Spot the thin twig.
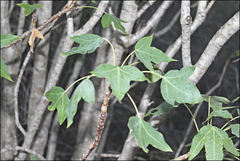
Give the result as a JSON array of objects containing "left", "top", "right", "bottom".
[
  {"left": 13, "top": 51, "right": 32, "bottom": 136},
  {"left": 137, "top": 1, "right": 156, "bottom": 19},
  {"left": 155, "top": 1, "right": 198, "bottom": 37},
  {"left": 1, "top": 146, "right": 46, "bottom": 160},
  {"left": 205, "top": 0, "right": 216, "bottom": 15},
  {"left": 2, "top": 2, "right": 75, "bottom": 49},
  {"left": 81, "top": 89, "right": 111, "bottom": 161},
  {"left": 172, "top": 152, "right": 189, "bottom": 161},
  {"left": 95, "top": 153, "right": 120, "bottom": 158}
]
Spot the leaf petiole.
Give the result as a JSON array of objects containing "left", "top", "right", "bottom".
[
  {"left": 184, "top": 104, "right": 199, "bottom": 132},
  {"left": 128, "top": 61, "right": 140, "bottom": 66},
  {"left": 221, "top": 116, "right": 240, "bottom": 130},
  {"left": 121, "top": 50, "right": 135, "bottom": 66},
  {"left": 65, "top": 74, "right": 94, "bottom": 93},
  {"left": 142, "top": 70, "right": 164, "bottom": 79},
  {"left": 103, "top": 38, "right": 116, "bottom": 66},
  {"left": 127, "top": 93, "right": 141, "bottom": 118}
]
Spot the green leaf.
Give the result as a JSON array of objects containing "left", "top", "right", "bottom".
[
  {"left": 66, "top": 79, "right": 95, "bottom": 128},
  {"left": 62, "top": 34, "right": 104, "bottom": 56},
  {"left": 146, "top": 68, "right": 163, "bottom": 83},
  {"left": 30, "top": 155, "right": 38, "bottom": 160},
  {"left": 145, "top": 102, "right": 173, "bottom": 117},
  {"left": 0, "top": 58, "right": 13, "bottom": 81},
  {"left": 188, "top": 128, "right": 205, "bottom": 160},
  {"left": 160, "top": 66, "right": 203, "bottom": 105},
  {"left": 230, "top": 124, "right": 239, "bottom": 138},
  {"left": 17, "top": 3, "right": 43, "bottom": 16},
  {"left": 101, "top": 13, "right": 127, "bottom": 33},
  {"left": 128, "top": 116, "right": 172, "bottom": 153},
  {"left": 92, "top": 64, "right": 146, "bottom": 101},
  {"left": 135, "top": 35, "right": 176, "bottom": 71},
  {"left": 205, "top": 110, "right": 232, "bottom": 122},
  {"left": 203, "top": 96, "right": 230, "bottom": 111},
  {"left": 0, "top": 34, "right": 21, "bottom": 48},
  {"left": 45, "top": 86, "right": 70, "bottom": 125},
  {"left": 217, "top": 127, "right": 239, "bottom": 156},
  {"left": 189, "top": 125, "right": 239, "bottom": 160}
]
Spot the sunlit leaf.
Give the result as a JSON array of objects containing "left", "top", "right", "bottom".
[
  {"left": 128, "top": 116, "right": 172, "bottom": 153},
  {"left": 66, "top": 79, "right": 95, "bottom": 128},
  {"left": 101, "top": 13, "right": 127, "bottom": 33},
  {"left": 160, "top": 66, "right": 203, "bottom": 105},
  {"left": 0, "top": 34, "right": 21, "bottom": 48},
  {"left": 17, "top": 3, "right": 42, "bottom": 16},
  {"left": 45, "top": 86, "right": 70, "bottom": 125},
  {"left": 135, "top": 35, "right": 176, "bottom": 71},
  {"left": 0, "top": 58, "right": 13, "bottom": 82},
  {"left": 63, "top": 34, "right": 104, "bottom": 56},
  {"left": 230, "top": 124, "right": 239, "bottom": 138},
  {"left": 92, "top": 64, "right": 146, "bottom": 101}
]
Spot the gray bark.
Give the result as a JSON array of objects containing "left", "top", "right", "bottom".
[
  {"left": 28, "top": 1, "right": 52, "bottom": 155},
  {"left": 1, "top": 1, "right": 19, "bottom": 160}
]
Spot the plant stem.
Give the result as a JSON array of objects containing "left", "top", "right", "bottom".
[
  {"left": 129, "top": 61, "right": 140, "bottom": 66},
  {"left": 208, "top": 96, "right": 211, "bottom": 125},
  {"left": 222, "top": 106, "right": 237, "bottom": 110},
  {"left": 103, "top": 38, "right": 116, "bottom": 66},
  {"left": 77, "top": 6, "right": 108, "bottom": 14},
  {"left": 64, "top": 75, "right": 93, "bottom": 93},
  {"left": 121, "top": 50, "right": 135, "bottom": 66},
  {"left": 142, "top": 70, "right": 164, "bottom": 79},
  {"left": 184, "top": 104, "right": 199, "bottom": 132},
  {"left": 221, "top": 116, "right": 240, "bottom": 130},
  {"left": 127, "top": 93, "right": 141, "bottom": 118}
]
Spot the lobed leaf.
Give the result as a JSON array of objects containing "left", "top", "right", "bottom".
[
  {"left": 45, "top": 86, "right": 70, "bottom": 125},
  {"left": 160, "top": 66, "right": 203, "bottom": 105},
  {"left": 63, "top": 34, "right": 104, "bottom": 56},
  {"left": 0, "top": 34, "right": 21, "bottom": 48},
  {"left": 205, "top": 110, "right": 232, "bottom": 122},
  {"left": 101, "top": 13, "right": 127, "bottom": 33},
  {"left": 189, "top": 125, "right": 239, "bottom": 160},
  {"left": 145, "top": 102, "right": 173, "bottom": 117},
  {"left": 135, "top": 35, "right": 176, "bottom": 71},
  {"left": 128, "top": 116, "right": 172, "bottom": 153},
  {"left": 92, "top": 64, "right": 146, "bottom": 101},
  {"left": 17, "top": 3, "right": 42, "bottom": 16},
  {"left": 202, "top": 95, "right": 230, "bottom": 111},
  {"left": 0, "top": 58, "right": 13, "bottom": 82},
  {"left": 230, "top": 124, "right": 239, "bottom": 138},
  {"left": 66, "top": 79, "right": 95, "bottom": 127}
]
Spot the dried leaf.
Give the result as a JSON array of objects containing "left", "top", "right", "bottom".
[{"left": 28, "top": 28, "right": 44, "bottom": 52}]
